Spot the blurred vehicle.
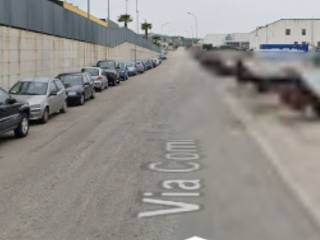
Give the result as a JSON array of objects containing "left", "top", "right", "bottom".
[
  {"left": 96, "top": 60, "right": 120, "bottom": 86},
  {"left": 200, "top": 50, "right": 244, "bottom": 76},
  {"left": 135, "top": 61, "right": 145, "bottom": 74},
  {"left": 143, "top": 60, "right": 153, "bottom": 70},
  {"left": 0, "top": 88, "right": 30, "bottom": 138},
  {"left": 237, "top": 50, "right": 306, "bottom": 92},
  {"left": 82, "top": 67, "right": 108, "bottom": 91},
  {"left": 10, "top": 78, "right": 67, "bottom": 123},
  {"left": 118, "top": 62, "right": 129, "bottom": 81},
  {"left": 127, "top": 62, "right": 138, "bottom": 76},
  {"left": 280, "top": 67, "right": 320, "bottom": 117},
  {"left": 56, "top": 72, "right": 95, "bottom": 106},
  {"left": 159, "top": 53, "right": 167, "bottom": 60},
  {"left": 152, "top": 58, "right": 161, "bottom": 67}
]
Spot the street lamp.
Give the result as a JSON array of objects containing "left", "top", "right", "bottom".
[
  {"left": 108, "top": 0, "right": 111, "bottom": 21},
  {"left": 134, "top": 0, "right": 139, "bottom": 62},
  {"left": 161, "top": 22, "right": 170, "bottom": 36},
  {"left": 187, "top": 12, "right": 198, "bottom": 40},
  {"left": 87, "top": 0, "right": 91, "bottom": 19}
]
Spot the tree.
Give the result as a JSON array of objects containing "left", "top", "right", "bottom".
[
  {"left": 118, "top": 14, "right": 133, "bottom": 28},
  {"left": 152, "top": 36, "right": 161, "bottom": 47},
  {"left": 141, "top": 21, "right": 152, "bottom": 39}
]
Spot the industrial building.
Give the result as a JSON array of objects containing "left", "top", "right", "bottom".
[
  {"left": 204, "top": 33, "right": 250, "bottom": 50},
  {"left": 204, "top": 18, "right": 320, "bottom": 51}
]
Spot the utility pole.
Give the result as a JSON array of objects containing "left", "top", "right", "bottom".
[
  {"left": 161, "top": 22, "right": 170, "bottom": 36},
  {"left": 187, "top": 12, "right": 198, "bottom": 41},
  {"left": 134, "top": 0, "right": 139, "bottom": 62},
  {"left": 87, "top": 0, "right": 91, "bottom": 19},
  {"left": 126, "top": 0, "right": 129, "bottom": 15},
  {"left": 108, "top": 0, "right": 111, "bottom": 22}
]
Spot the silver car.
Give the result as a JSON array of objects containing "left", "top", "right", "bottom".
[
  {"left": 9, "top": 78, "right": 67, "bottom": 123},
  {"left": 82, "top": 67, "right": 109, "bottom": 91}
]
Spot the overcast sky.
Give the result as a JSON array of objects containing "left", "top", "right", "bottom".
[{"left": 66, "top": 0, "right": 320, "bottom": 38}]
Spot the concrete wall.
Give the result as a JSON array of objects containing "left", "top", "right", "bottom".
[{"left": 0, "top": 26, "right": 158, "bottom": 89}]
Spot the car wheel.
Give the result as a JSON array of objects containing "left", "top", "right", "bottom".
[
  {"left": 60, "top": 101, "right": 68, "bottom": 113},
  {"left": 14, "top": 113, "right": 29, "bottom": 138},
  {"left": 41, "top": 108, "right": 49, "bottom": 124},
  {"left": 79, "top": 95, "right": 85, "bottom": 105},
  {"left": 255, "top": 81, "right": 268, "bottom": 93},
  {"left": 91, "top": 90, "right": 95, "bottom": 99}
]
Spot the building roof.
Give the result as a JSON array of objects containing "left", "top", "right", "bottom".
[{"left": 254, "top": 18, "right": 320, "bottom": 32}]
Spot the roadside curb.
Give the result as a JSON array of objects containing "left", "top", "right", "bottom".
[{"left": 220, "top": 83, "right": 320, "bottom": 228}]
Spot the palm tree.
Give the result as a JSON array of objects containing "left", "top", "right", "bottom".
[
  {"left": 118, "top": 14, "right": 133, "bottom": 28},
  {"left": 141, "top": 21, "right": 152, "bottom": 39}
]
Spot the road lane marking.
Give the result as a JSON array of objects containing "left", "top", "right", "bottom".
[
  {"left": 138, "top": 140, "right": 203, "bottom": 218},
  {"left": 138, "top": 198, "right": 201, "bottom": 218},
  {"left": 185, "top": 236, "right": 207, "bottom": 240}
]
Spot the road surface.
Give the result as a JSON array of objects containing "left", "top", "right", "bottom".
[{"left": 0, "top": 49, "right": 319, "bottom": 240}]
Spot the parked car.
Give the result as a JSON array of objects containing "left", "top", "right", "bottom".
[
  {"left": 0, "top": 88, "right": 30, "bottom": 138},
  {"left": 200, "top": 50, "right": 244, "bottom": 76},
  {"left": 97, "top": 60, "right": 120, "bottom": 86},
  {"left": 143, "top": 60, "right": 153, "bottom": 70},
  {"left": 159, "top": 53, "right": 167, "bottom": 60},
  {"left": 279, "top": 67, "right": 320, "bottom": 116},
  {"left": 237, "top": 50, "right": 305, "bottom": 92},
  {"left": 127, "top": 62, "right": 138, "bottom": 76},
  {"left": 152, "top": 58, "right": 161, "bottom": 67},
  {"left": 9, "top": 78, "right": 67, "bottom": 123},
  {"left": 118, "top": 62, "right": 129, "bottom": 81},
  {"left": 82, "top": 67, "right": 108, "bottom": 91},
  {"left": 135, "top": 61, "right": 145, "bottom": 74},
  {"left": 56, "top": 72, "right": 95, "bottom": 106}
]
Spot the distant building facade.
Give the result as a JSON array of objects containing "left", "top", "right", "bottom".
[
  {"left": 204, "top": 33, "right": 251, "bottom": 50},
  {"left": 250, "top": 19, "right": 320, "bottom": 50},
  {"left": 204, "top": 19, "right": 320, "bottom": 51}
]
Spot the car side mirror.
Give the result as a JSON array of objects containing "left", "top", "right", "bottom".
[{"left": 6, "top": 97, "right": 17, "bottom": 104}]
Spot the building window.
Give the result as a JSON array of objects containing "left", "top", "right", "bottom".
[
  {"left": 285, "top": 29, "right": 291, "bottom": 36},
  {"left": 302, "top": 29, "right": 307, "bottom": 36}
]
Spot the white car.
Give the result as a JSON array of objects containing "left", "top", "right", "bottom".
[
  {"left": 82, "top": 67, "right": 109, "bottom": 91},
  {"left": 9, "top": 78, "right": 67, "bottom": 123}
]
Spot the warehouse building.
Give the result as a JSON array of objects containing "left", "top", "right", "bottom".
[
  {"left": 204, "top": 18, "right": 320, "bottom": 51},
  {"left": 250, "top": 18, "right": 320, "bottom": 50}
]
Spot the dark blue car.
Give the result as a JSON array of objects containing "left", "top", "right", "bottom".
[{"left": 118, "top": 63, "right": 129, "bottom": 81}]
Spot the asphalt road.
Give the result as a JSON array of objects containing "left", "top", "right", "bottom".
[{"left": 0, "top": 49, "right": 320, "bottom": 240}]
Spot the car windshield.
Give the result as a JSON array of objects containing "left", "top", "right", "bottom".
[
  {"left": 59, "top": 75, "right": 83, "bottom": 87},
  {"left": 83, "top": 68, "right": 99, "bottom": 76},
  {"left": 10, "top": 81, "right": 48, "bottom": 95},
  {"left": 119, "top": 64, "right": 126, "bottom": 70},
  {"left": 98, "top": 61, "right": 114, "bottom": 69}
]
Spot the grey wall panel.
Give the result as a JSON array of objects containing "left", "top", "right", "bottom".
[
  {"left": 0, "top": 0, "right": 11, "bottom": 26},
  {"left": 43, "top": 0, "right": 55, "bottom": 35},
  {"left": 28, "top": 0, "right": 43, "bottom": 32},
  {"left": 9, "top": 0, "right": 27, "bottom": 29},
  {"left": 0, "top": 0, "right": 160, "bottom": 53}
]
